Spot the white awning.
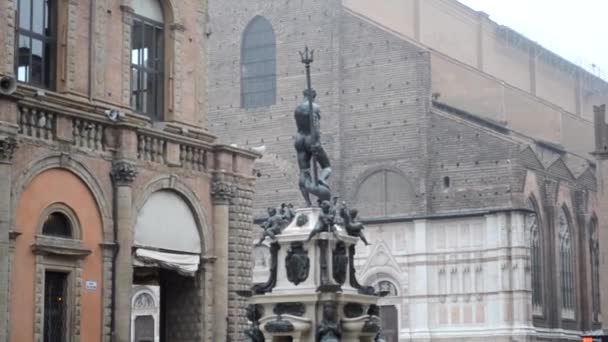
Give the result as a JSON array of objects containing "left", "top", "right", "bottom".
[
  {"left": 134, "top": 248, "right": 199, "bottom": 277},
  {"left": 134, "top": 190, "right": 202, "bottom": 254}
]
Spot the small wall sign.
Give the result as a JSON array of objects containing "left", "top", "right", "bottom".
[{"left": 85, "top": 280, "right": 98, "bottom": 291}]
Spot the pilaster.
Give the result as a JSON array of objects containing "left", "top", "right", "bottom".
[
  {"left": 0, "top": 135, "right": 17, "bottom": 342},
  {"left": 210, "top": 173, "right": 235, "bottom": 341},
  {"left": 409, "top": 219, "right": 431, "bottom": 340},
  {"left": 110, "top": 160, "right": 137, "bottom": 342},
  {"left": 0, "top": 135, "right": 16, "bottom": 342}
]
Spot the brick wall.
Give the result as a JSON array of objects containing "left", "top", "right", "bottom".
[{"left": 207, "top": 0, "right": 431, "bottom": 218}]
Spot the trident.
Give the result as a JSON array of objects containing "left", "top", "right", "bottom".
[{"left": 299, "top": 46, "right": 318, "bottom": 187}]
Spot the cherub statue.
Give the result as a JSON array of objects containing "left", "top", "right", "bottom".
[
  {"left": 317, "top": 302, "right": 341, "bottom": 342},
  {"left": 279, "top": 203, "right": 296, "bottom": 224},
  {"left": 256, "top": 207, "right": 285, "bottom": 245},
  {"left": 340, "top": 202, "right": 370, "bottom": 246},
  {"left": 306, "top": 200, "right": 336, "bottom": 241}
]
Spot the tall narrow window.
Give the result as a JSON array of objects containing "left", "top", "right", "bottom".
[
  {"left": 131, "top": 1, "right": 164, "bottom": 120},
  {"left": 44, "top": 271, "right": 68, "bottom": 342},
  {"left": 15, "top": 0, "right": 56, "bottom": 88},
  {"left": 558, "top": 208, "right": 575, "bottom": 318},
  {"left": 526, "top": 199, "right": 543, "bottom": 315},
  {"left": 241, "top": 16, "right": 276, "bottom": 109},
  {"left": 590, "top": 219, "right": 601, "bottom": 322}
]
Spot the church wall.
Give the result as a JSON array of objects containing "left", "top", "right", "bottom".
[
  {"left": 209, "top": 0, "right": 603, "bottom": 339},
  {"left": 342, "top": 0, "right": 601, "bottom": 157},
  {"left": 207, "top": 0, "right": 430, "bottom": 217},
  {"left": 338, "top": 8, "right": 430, "bottom": 217},
  {"left": 419, "top": 0, "right": 478, "bottom": 67},
  {"left": 354, "top": 212, "right": 534, "bottom": 341},
  {"left": 207, "top": 0, "right": 344, "bottom": 213}
]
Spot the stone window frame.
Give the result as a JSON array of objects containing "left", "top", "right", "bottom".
[
  {"left": 526, "top": 196, "right": 545, "bottom": 318},
  {"left": 122, "top": 0, "right": 179, "bottom": 122},
  {"left": 589, "top": 217, "right": 601, "bottom": 324},
  {"left": 14, "top": 0, "right": 57, "bottom": 88},
  {"left": 31, "top": 202, "right": 91, "bottom": 342},
  {"left": 557, "top": 205, "right": 576, "bottom": 321},
  {"left": 13, "top": 0, "right": 69, "bottom": 91},
  {"left": 130, "top": 10, "right": 165, "bottom": 120}
]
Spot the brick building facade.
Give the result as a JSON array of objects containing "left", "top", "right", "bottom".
[
  {"left": 0, "top": 0, "right": 258, "bottom": 341},
  {"left": 207, "top": 0, "right": 604, "bottom": 340}
]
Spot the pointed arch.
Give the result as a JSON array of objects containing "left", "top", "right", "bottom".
[
  {"left": 241, "top": 16, "right": 277, "bottom": 109},
  {"left": 589, "top": 215, "right": 601, "bottom": 322},
  {"left": 526, "top": 195, "right": 544, "bottom": 316},
  {"left": 558, "top": 205, "right": 576, "bottom": 318}
]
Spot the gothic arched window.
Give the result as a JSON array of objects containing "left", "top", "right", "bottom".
[
  {"left": 558, "top": 207, "right": 575, "bottom": 317},
  {"left": 590, "top": 219, "right": 601, "bottom": 322},
  {"left": 241, "top": 16, "right": 276, "bottom": 109},
  {"left": 526, "top": 198, "right": 543, "bottom": 315}
]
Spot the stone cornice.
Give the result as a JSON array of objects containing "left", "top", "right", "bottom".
[
  {"left": 111, "top": 160, "right": 138, "bottom": 186},
  {"left": 31, "top": 236, "right": 92, "bottom": 259}
]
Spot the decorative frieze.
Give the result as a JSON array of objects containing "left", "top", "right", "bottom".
[
  {"left": 211, "top": 178, "right": 236, "bottom": 204},
  {"left": 0, "top": 135, "right": 17, "bottom": 163},
  {"left": 110, "top": 160, "right": 138, "bottom": 186}
]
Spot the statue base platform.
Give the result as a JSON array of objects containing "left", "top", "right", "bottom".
[{"left": 246, "top": 208, "right": 382, "bottom": 342}]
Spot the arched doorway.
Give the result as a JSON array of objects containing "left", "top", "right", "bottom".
[
  {"left": 375, "top": 280, "right": 400, "bottom": 342},
  {"left": 132, "top": 190, "right": 204, "bottom": 341},
  {"left": 131, "top": 287, "right": 160, "bottom": 342}
]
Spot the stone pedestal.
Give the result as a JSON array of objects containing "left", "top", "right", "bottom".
[{"left": 246, "top": 208, "right": 382, "bottom": 342}]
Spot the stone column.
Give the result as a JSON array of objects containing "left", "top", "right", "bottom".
[
  {"left": 110, "top": 161, "right": 138, "bottom": 342},
  {"left": 210, "top": 175, "right": 235, "bottom": 342},
  {"left": 0, "top": 136, "right": 16, "bottom": 342}
]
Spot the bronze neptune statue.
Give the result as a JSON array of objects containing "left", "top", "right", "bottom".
[{"left": 295, "top": 47, "right": 332, "bottom": 206}]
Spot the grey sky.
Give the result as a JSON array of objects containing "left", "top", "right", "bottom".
[{"left": 458, "top": 0, "right": 608, "bottom": 78}]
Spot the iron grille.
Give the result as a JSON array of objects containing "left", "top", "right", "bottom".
[{"left": 44, "top": 271, "right": 68, "bottom": 342}]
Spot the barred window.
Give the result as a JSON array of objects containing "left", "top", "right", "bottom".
[
  {"left": 590, "top": 219, "right": 601, "bottom": 322},
  {"left": 241, "top": 16, "right": 276, "bottom": 109},
  {"left": 42, "top": 212, "right": 72, "bottom": 238},
  {"left": 558, "top": 207, "right": 575, "bottom": 317},
  {"left": 131, "top": 0, "right": 164, "bottom": 120},
  {"left": 15, "top": 0, "right": 56, "bottom": 88},
  {"left": 526, "top": 199, "right": 543, "bottom": 315}
]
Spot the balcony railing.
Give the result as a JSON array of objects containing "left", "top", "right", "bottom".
[
  {"left": 14, "top": 94, "right": 216, "bottom": 174},
  {"left": 18, "top": 105, "right": 56, "bottom": 141}
]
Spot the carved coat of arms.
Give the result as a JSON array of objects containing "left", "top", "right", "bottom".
[
  {"left": 285, "top": 242, "right": 310, "bottom": 285},
  {"left": 332, "top": 242, "right": 348, "bottom": 285}
]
